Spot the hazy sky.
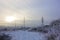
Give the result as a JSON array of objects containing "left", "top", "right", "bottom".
[{"left": 0, "top": 0, "right": 60, "bottom": 26}]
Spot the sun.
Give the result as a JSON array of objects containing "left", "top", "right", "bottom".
[{"left": 5, "top": 16, "right": 15, "bottom": 22}]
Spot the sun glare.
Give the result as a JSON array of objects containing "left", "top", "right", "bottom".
[{"left": 5, "top": 16, "right": 15, "bottom": 22}]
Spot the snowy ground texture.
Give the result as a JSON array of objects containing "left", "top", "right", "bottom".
[
  {"left": 1, "top": 26, "right": 60, "bottom": 40},
  {"left": 1, "top": 30, "right": 47, "bottom": 40}
]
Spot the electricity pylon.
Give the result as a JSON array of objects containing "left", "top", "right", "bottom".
[
  {"left": 41, "top": 17, "right": 44, "bottom": 26},
  {"left": 24, "top": 16, "right": 25, "bottom": 27}
]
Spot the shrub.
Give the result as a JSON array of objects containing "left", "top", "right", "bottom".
[
  {"left": 0, "top": 33, "right": 12, "bottom": 40},
  {"left": 47, "top": 34, "right": 57, "bottom": 40}
]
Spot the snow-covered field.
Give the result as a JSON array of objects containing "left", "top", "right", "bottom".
[
  {"left": 1, "top": 30, "right": 47, "bottom": 40},
  {"left": 0, "top": 26, "right": 60, "bottom": 40}
]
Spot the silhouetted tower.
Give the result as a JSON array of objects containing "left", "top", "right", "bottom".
[
  {"left": 15, "top": 20, "right": 16, "bottom": 27},
  {"left": 24, "top": 16, "right": 25, "bottom": 27},
  {"left": 41, "top": 17, "right": 44, "bottom": 26}
]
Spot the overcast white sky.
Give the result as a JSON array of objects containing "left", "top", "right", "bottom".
[{"left": 0, "top": 0, "right": 60, "bottom": 26}]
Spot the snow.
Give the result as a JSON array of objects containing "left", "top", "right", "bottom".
[
  {"left": 1, "top": 26, "right": 60, "bottom": 40},
  {"left": 1, "top": 30, "right": 47, "bottom": 40}
]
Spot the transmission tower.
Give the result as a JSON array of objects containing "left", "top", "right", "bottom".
[
  {"left": 41, "top": 17, "right": 44, "bottom": 26},
  {"left": 24, "top": 16, "right": 25, "bottom": 27}
]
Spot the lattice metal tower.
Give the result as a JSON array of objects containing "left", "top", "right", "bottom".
[
  {"left": 24, "top": 16, "right": 25, "bottom": 27},
  {"left": 41, "top": 17, "right": 44, "bottom": 26}
]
